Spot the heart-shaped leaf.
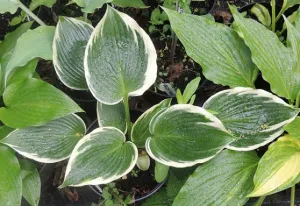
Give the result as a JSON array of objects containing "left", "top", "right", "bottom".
[
  {"left": 131, "top": 98, "right": 172, "bottom": 147},
  {"left": 284, "top": 117, "right": 300, "bottom": 138},
  {"left": 62, "top": 127, "right": 138, "bottom": 187},
  {"left": 19, "top": 159, "right": 41, "bottom": 206},
  {"left": 97, "top": 101, "right": 126, "bottom": 133},
  {"left": 173, "top": 150, "right": 259, "bottom": 206},
  {"left": 203, "top": 87, "right": 299, "bottom": 151},
  {"left": 249, "top": 135, "right": 300, "bottom": 197},
  {"left": 53, "top": 17, "right": 93, "bottom": 90},
  {"left": 146, "top": 104, "right": 235, "bottom": 167},
  {"left": 0, "top": 21, "right": 32, "bottom": 94},
  {"left": 0, "top": 78, "right": 82, "bottom": 128},
  {"left": 0, "top": 0, "right": 20, "bottom": 14},
  {"left": 163, "top": 7, "right": 257, "bottom": 88},
  {"left": 85, "top": 6, "right": 157, "bottom": 104},
  {"left": 6, "top": 26, "right": 55, "bottom": 81},
  {"left": 1, "top": 114, "right": 86, "bottom": 163},
  {"left": 0, "top": 145, "right": 22, "bottom": 206},
  {"left": 231, "top": 6, "right": 300, "bottom": 101}
]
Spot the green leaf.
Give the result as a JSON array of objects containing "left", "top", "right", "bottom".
[
  {"left": 19, "top": 159, "right": 41, "bottom": 206},
  {"left": 6, "top": 26, "right": 55, "bottom": 81},
  {"left": 176, "top": 89, "right": 184, "bottom": 104},
  {"left": 0, "top": 21, "right": 32, "bottom": 94},
  {"left": 131, "top": 99, "right": 171, "bottom": 148},
  {"left": 53, "top": 17, "right": 93, "bottom": 90},
  {"left": 0, "top": 125, "right": 14, "bottom": 140},
  {"left": 62, "top": 127, "right": 138, "bottom": 186},
  {"left": 163, "top": 7, "right": 257, "bottom": 88},
  {"left": 97, "top": 101, "right": 126, "bottom": 133},
  {"left": 29, "top": 0, "right": 56, "bottom": 11},
  {"left": 250, "top": 4, "right": 271, "bottom": 27},
  {"left": 231, "top": 6, "right": 300, "bottom": 101},
  {"left": 203, "top": 87, "right": 299, "bottom": 151},
  {"left": 85, "top": 6, "right": 157, "bottom": 104},
  {"left": 249, "top": 135, "right": 300, "bottom": 197},
  {"left": 146, "top": 104, "right": 235, "bottom": 167},
  {"left": 189, "top": 94, "right": 196, "bottom": 105},
  {"left": 1, "top": 114, "right": 85, "bottom": 163},
  {"left": 182, "top": 77, "right": 200, "bottom": 104},
  {"left": 282, "top": 11, "right": 297, "bottom": 31},
  {"left": 150, "top": 8, "right": 163, "bottom": 25},
  {"left": 0, "top": 0, "right": 20, "bottom": 14},
  {"left": 6, "top": 58, "right": 38, "bottom": 86},
  {"left": 282, "top": 0, "right": 300, "bottom": 14},
  {"left": 0, "top": 145, "right": 22, "bottom": 206},
  {"left": 112, "top": 0, "right": 147, "bottom": 8},
  {"left": 0, "top": 78, "right": 82, "bottom": 128},
  {"left": 155, "top": 161, "right": 169, "bottom": 183},
  {"left": 173, "top": 150, "right": 259, "bottom": 206},
  {"left": 284, "top": 117, "right": 300, "bottom": 138},
  {"left": 72, "top": 0, "right": 112, "bottom": 13}
]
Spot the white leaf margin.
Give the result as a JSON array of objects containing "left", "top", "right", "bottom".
[
  {"left": 203, "top": 87, "right": 299, "bottom": 151},
  {"left": 146, "top": 104, "right": 233, "bottom": 168},
  {"left": 63, "top": 127, "right": 138, "bottom": 186},
  {"left": 84, "top": 6, "right": 157, "bottom": 105},
  {"left": 53, "top": 17, "right": 94, "bottom": 90},
  {"left": 1, "top": 114, "right": 86, "bottom": 163}
]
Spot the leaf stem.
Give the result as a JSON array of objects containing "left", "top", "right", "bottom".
[
  {"left": 295, "top": 96, "right": 300, "bottom": 108},
  {"left": 123, "top": 94, "right": 132, "bottom": 141},
  {"left": 83, "top": 12, "right": 88, "bottom": 22},
  {"left": 291, "top": 185, "right": 295, "bottom": 206},
  {"left": 254, "top": 196, "right": 266, "bottom": 206},
  {"left": 271, "top": 0, "right": 276, "bottom": 32},
  {"left": 18, "top": 2, "right": 46, "bottom": 26},
  {"left": 275, "top": 7, "right": 285, "bottom": 22}
]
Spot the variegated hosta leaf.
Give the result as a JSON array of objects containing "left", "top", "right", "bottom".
[
  {"left": 131, "top": 98, "right": 172, "bottom": 147},
  {"left": 1, "top": 114, "right": 86, "bottom": 163},
  {"left": 249, "top": 135, "right": 300, "bottom": 197},
  {"left": 163, "top": 8, "right": 257, "bottom": 88},
  {"left": 19, "top": 159, "right": 41, "bottom": 206},
  {"left": 284, "top": 117, "right": 300, "bottom": 138},
  {"left": 0, "top": 145, "right": 22, "bottom": 206},
  {"left": 97, "top": 101, "right": 126, "bottom": 133},
  {"left": 146, "top": 104, "right": 236, "bottom": 168},
  {"left": 0, "top": 78, "right": 83, "bottom": 128},
  {"left": 173, "top": 150, "right": 259, "bottom": 206},
  {"left": 84, "top": 6, "right": 157, "bottom": 104},
  {"left": 62, "top": 127, "right": 138, "bottom": 187},
  {"left": 231, "top": 6, "right": 300, "bottom": 101},
  {"left": 203, "top": 87, "right": 299, "bottom": 151},
  {"left": 6, "top": 26, "right": 55, "bottom": 83},
  {"left": 0, "top": 0, "right": 20, "bottom": 14},
  {"left": 53, "top": 17, "right": 93, "bottom": 90}
]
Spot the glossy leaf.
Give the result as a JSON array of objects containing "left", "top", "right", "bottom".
[
  {"left": 231, "top": 6, "right": 300, "bottom": 101},
  {"left": 155, "top": 161, "right": 169, "bottom": 183},
  {"left": 163, "top": 7, "right": 257, "bottom": 88},
  {"left": 131, "top": 99, "right": 171, "bottom": 147},
  {"left": 0, "top": 0, "right": 19, "bottom": 14},
  {"left": 73, "top": 0, "right": 112, "bottom": 13},
  {"left": 203, "top": 87, "right": 299, "bottom": 151},
  {"left": 97, "top": 101, "right": 126, "bottom": 133},
  {"left": 284, "top": 117, "right": 300, "bottom": 138},
  {"left": 0, "top": 145, "right": 22, "bottom": 206},
  {"left": 85, "top": 6, "right": 157, "bottom": 104},
  {"left": 182, "top": 77, "right": 200, "bottom": 104},
  {"left": 6, "top": 26, "right": 55, "bottom": 80},
  {"left": 112, "top": 0, "right": 147, "bottom": 8},
  {"left": 146, "top": 104, "right": 235, "bottom": 167},
  {"left": 29, "top": 0, "right": 56, "bottom": 10},
  {"left": 53, "top": 17, "right": 93, "bottom": 90},
  {"left": 249, "top": 135, "right": 300, "bottom": 197},
  {"left": 19, "top": 159, "right": 41, "bottom": 206},
  {"left": 1, "top": 114, "right": 86, "bottom": 163},
  {"left": 6, "top": 58, "right": 38, "bottom": 86},
  {"left": 0, "top": 78, "right": 82, "bottom": 128},
  {"left": 0, "top": 21, "right": 32, "bottom": 94},
  {"left": 173, "top": 150, "right": 259, "bottom": 206},
  {"left": 250, "top": 4, "right": 271, "bottom": 27},
  {"left": 62, "top": 127, "right": 138, "bottom": 186}
]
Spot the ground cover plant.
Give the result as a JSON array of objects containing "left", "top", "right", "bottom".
[{"left": 0, "top": 0, "right": 299, "bottom": 206}]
